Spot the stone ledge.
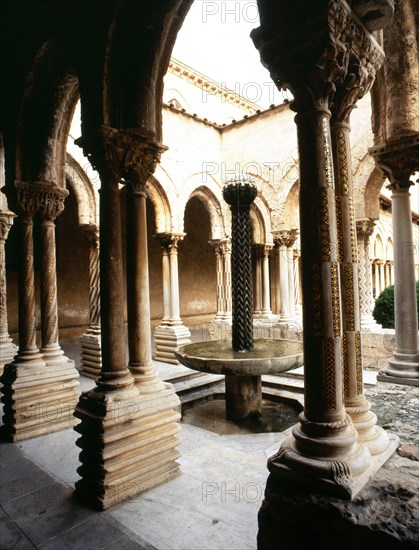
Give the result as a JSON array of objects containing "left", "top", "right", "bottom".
[{"left": 258, "top": 453, "right": 419, "bottom": 549}]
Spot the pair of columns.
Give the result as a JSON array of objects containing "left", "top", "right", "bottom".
[
  {"left": 211, "top": 239, "right": 232, "bottom": 321},
  {"left": 370, "top": 136, "right": 419, "bottom": 385},
  {"left": 253, "top": 244, "right": 275, "bottom": 319},
  {"left": 73, "top": 127, "right": 181, "bottom": 509},
  {"left": 154, "top": 233, "right": 191, "bottom": 365},
  {"left": 372, "top": 259, "right": 390, "bottom": 297},
  {"left": 1, "top": 182, "right": 79, "bottom": 441},
  {"left": 252, "top": 0, "right": 398, "bottom": 498},
  {"left": 272, "top": 229, "right": 299, "bottom": 323}
]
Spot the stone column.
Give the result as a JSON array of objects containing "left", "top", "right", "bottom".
[
  {"left": 210, "top": 240, "right": 225, "bottom": 320},
  {"left": 260, "top": 245, "right": 274, "bottom": 318},
  {"left": 378, "top": 260, "right": 386, "bottom": 293},
  {"left": 160, "top": 243, "right": 172, "bottom": 325},
  {"left": 38, "top": 185, "right": 71, "bottom": 366},
  {"left": 293, "top": 248, "right": 302, "bottom": 317},
  {"left": 371, "top": 136, "right": 419, "bottom": 385},
  {"left": 273, "top": 231, "right": 293, "bottom": 323},
  {"left": 253, "top": 245, "right": 263, "bottom": 317},
  {"left": 0, "top": 210, "right": 17, "bottom": 376},
  {"left": 154, "top": 233, "right": 191, "bottom": 364},
  {"left": 221, "top": 239, "right": 232, "bottom": 320},
  {"left": 373, "top": 260, "right": 380, "bottom": 297},
  {"left": 79, "top": 225, "right": 102, "bottom": 379},
  {"left": 356, "top": 219, "right": 381, "bottom": 330},
  {"left": 331, "top": 73, "right": 391, "bottom": 456},
  {"left": 1, "top": 182, "right": 79, "bottom": 441},
  {"left": 251, "top": 2, "right": 394, "bottom": 497},
  {"left": 286, "top": 232, "right": 298, "bottom": 319}
]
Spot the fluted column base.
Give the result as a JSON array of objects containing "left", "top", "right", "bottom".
[
  {"left": 80, "top": 328, "right": 102, "bottom": 380},
  {"left": 154, "top": 324, "right": 191, "bottom": 365},
  {"left": 74, "top": 383, "right": 181, "bottom": 510},
  {"left": 378, "top": 351, "right": 419, "bottom": 386},
  {"left": 0, "top": 357, "right": 79, "bottom": 441},
  {"left": 267, "top": 413, "right": 399, "bottom": 499}
]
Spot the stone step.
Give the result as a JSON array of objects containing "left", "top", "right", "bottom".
[
  {"left": 172, "top": 373, "right": 224, "bottom": 395},
  {"left": 180, "top": 384, "right": 224, "bottom": 411},
  {"left": 262, "top": 386, "right": 305, "bottom": 409}
]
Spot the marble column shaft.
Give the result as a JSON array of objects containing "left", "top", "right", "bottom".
[
  {"left": 261, "top": 245, "right": 273, "bottom": 316},
  {"left": 356, "top": 219, "right": 381, "bottom": 330}
]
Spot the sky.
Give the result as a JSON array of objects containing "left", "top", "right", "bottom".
[{"left": 171, "top": 0, "right": 283, "bottom": 108}]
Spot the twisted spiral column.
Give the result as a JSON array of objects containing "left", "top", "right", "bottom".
[{"left": 223, "top": 178, "right": 257, "bottom": 352}]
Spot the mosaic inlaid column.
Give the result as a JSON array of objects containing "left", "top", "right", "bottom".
[
  {"left": 80, "top": 224, "right": 102, "bottom": 379},
  {"left": 331, "top": 75, "right": 390, "bottom": 455},
  {"left": 1, "top": 182, "right": 79, "bottom": 441},
  {"left": 154, "top": 232, "right": 191, "bottom": 364},
  {"left": 356, "top": 219, "right": 381, "bottom": 330},
  {"left": 38, "top": 185, "right": 70, "bottom": 365},
  {"left": 0, "top": 210, "right": 17, "bottom": 375},
  {"left": 371, "top": 136, "right": 419, "bottom": 385},
  {"left": 251, "top": 1, "right": 397, "bottom": 497}
]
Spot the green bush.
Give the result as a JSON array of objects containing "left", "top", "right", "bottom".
[{"left": 373, "top": 281, "right": 419, "bottom": 329}]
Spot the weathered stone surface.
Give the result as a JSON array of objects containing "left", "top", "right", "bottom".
[
  {"left": 258, "top": 453, "right": 419, "bottom": 550},
  {"left": 365, "top": 382, "right": 419, "bottom": 446}
]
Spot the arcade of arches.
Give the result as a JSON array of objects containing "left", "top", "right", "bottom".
[{"left": 0, "top": 0, "right": 418, "bottom": 538}]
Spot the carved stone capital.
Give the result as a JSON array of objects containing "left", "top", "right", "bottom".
[
  {"left": 252, "top": 0, "right": 383, "bottom": 112},
  {"left": 369, "top": 134, "right": 419, "bottom": 190},
  {"left": 210, "top": 239, "right": 231, "bottom": 257},
  {"left": 75, "top": 126, "right": 168, "bottom": 187},
  {"left": 14, "top": 181, "right": 68, "bottom": 219},
  {"left": 273, "top": 229, "right": 299, "bottom": 248},
  {"left": 356, "top": 218, "right": 375, "bottom": 240},
  {"left": 154, "top": 232, "right": 185, "bottom": 252},
  {"left": 82, "top": 224, "right": 99, "bottom": 249},
  {"left": 0, "top": 210, "right": 16, "bottom": 241}
]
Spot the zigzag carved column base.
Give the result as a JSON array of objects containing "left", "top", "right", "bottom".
[
  {"left": 80, "top": 328, "right": 102, "bottom": 380},
  {"left": 74, "top": 384, "right": 181, "bottom": 510},
  {"left": 268, "top": 414, "right": 399, "bottom": 499},
  {"left": 154, "top": 324, "right": 191, "bottom": 365},
  {"left": 0, "top": 360, "right": 79, "bottom": 441}
]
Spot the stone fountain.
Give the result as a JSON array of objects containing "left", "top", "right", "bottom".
[{"left": 175, "top": 176, "right": 303, "bottom": 421}]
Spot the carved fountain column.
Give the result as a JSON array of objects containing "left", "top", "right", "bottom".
[
  {"left": 0, "top": 210, "right": 17, "bottom": 376},
  {"left": 79, "top": 224, "right": 102, "bottom": 379},
  {"left": 252, "top": 0, "right": 398, "bottom": 497},
  {"left": 370, "top": 136, "right": 419, "bottom": 385},
  {"left": 1, "top": 182, "right": 79, "bottom": 441},
  {"left": 356, "top": 219, "right": 382, "bottom": 330}
]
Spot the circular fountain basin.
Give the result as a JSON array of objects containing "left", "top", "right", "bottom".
[{"left": 175, "top": 339, "right": 304, "bottom": 376}]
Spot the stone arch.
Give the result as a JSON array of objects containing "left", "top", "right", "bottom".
[
  {"left": 363, "top": 166, "right": 385, "bottom": 220},
  {"left": 386, "top": 237, "right": 394, "bottom": 261},
  {"left": 15, "top": 40, "right": 79, "bottom": 189},
  {"left": 254, "top": 195, "right": 273, "bottom": 244},
  {"left": 250, "top": 203, "right": 266, "bottom": 245},
  {"left": 186, "top": 186, "right": 226, "bottom": 240},
  {"left": 164, "top": 88, "right": 191, "bottom": 111},
  {"left": 147, "top": 175, "right": 172, "bottom": 233},
  {"left": 65, "top": 154, "right": 97, "bottom": 226},
  {"left": 284, "top": 180, "right": 300, "bottom": 229},
  {"left": 374, "top": 233, "right": 384, "bottom": 259}
]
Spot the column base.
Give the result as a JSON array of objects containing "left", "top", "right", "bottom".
[
  {"left": 0, "top": 338, "right": 17, "bottom": 379},
  {"left": 257, "top": 312, "right": 278, "bottom": 321},
  {"left": 268, "top": 429, "right": 399, "bottom": 500},
  {"left": 0, "top": 357, "right": 80, "bottom": 441},
  {"left": 346, "top": 399, "right": 392, "bottom": 456},
  {"left": 80, "top": 332, "right": 102, "bottom": 379},
  {"left": 360, "top": 315, "right": 382, "bottom": 331},
  {"left": 154, "top": 324, "right": 192, "bottom": 365},
  {"left": 74, "top": 382, "right": 181, "bottom": 510},
  {"left": 378, "top": 351, "right": 419, "bottom": 385}
]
